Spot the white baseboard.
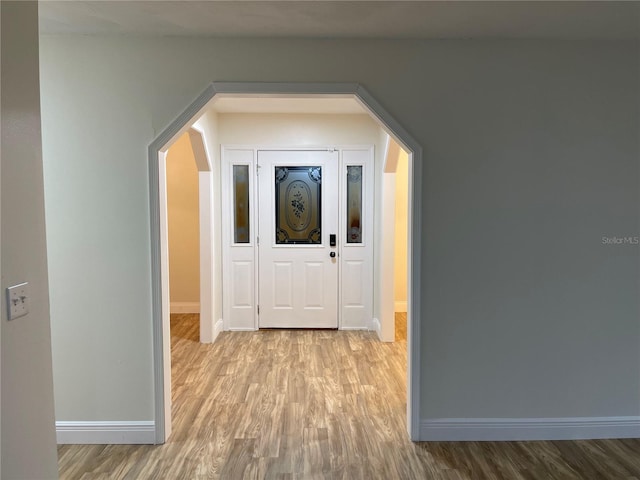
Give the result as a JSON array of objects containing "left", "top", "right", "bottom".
[
  {"left": 394, "top": 301, "right": 407, "bottom": 313},
  {"left": 56, "top": 421, "right": 156, "bottom": 444},
  {"left": 213, "top": 319, "right": 224, "bottom": 340},
  {"left": 170, "top": 302, "right": 200, "bottom": 314},
  {"left": 420, "top": 416, "right": 640, "bottom": 441},
  {"left": 371, "top": 318, "right": 381, "bottom": 339}
]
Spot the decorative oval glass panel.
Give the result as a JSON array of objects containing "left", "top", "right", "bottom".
[
  {"left": 285, "top": 180, "right": 312, "bottom": 231},
  {"left": 275, "top": 166, "right": 322, "bottom": 244}
]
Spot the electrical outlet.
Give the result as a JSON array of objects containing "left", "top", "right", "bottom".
[{"left": 7, "top": 282, "right": 29, "bottom": 320}]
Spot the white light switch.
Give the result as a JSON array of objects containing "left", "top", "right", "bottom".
[{"left": 7, "top": 282, "right": 29, "bottom": 320}]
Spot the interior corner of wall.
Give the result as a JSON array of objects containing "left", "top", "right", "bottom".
[
  {"left": 213, "top": 319, "right": 224, "bottom": 341},
  {"left": 371, "top": 318, "right": 382, "bottom": 339}
]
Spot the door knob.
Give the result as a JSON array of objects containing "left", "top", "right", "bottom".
[{"left": 330, "top": 252, "right": 336, "bottom": 258}]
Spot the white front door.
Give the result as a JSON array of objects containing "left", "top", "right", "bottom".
[{"left": 257, "top": 150, "right": 339, "bottom": 328}]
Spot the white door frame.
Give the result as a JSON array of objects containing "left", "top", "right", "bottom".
[
  {"left": 148, "top": 82, "right": 423, "bottom": 442},
  {"left": 221, "top": 146, "right": 375, "bottom": 332}
]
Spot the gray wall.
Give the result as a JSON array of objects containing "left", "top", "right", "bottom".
[
  {"left": 39, "top": 36, "right": 639, "bottom": 424},
  {"left": 2, "top": 2, "right": 59, "bottom": 478}
]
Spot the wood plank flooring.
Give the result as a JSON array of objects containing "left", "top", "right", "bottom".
[{"left": 58, "top": 313, "right": 640, "bottom": 479}]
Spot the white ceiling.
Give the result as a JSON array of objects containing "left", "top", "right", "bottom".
[{"left": 39, "top": 1, "right": 640, "bottom": 39}]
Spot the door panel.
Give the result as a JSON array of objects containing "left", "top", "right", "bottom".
[
  {"left": 304, "top": 261, "right": 324, "bottom": 308},
  {"left": 231, "top": 261, "right": 252, "bottom": 306},
  {"left": 343, "top": 260, "right": 364, "bottom": 306},
  {"left": 273, "top": 262, "right": 293, "bottom": 308},
  {"left": 258, "top": 150, "right": 338, "bottom": 328}
]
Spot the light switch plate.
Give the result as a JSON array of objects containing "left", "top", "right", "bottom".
[{"left": 7, "top": 282, "right": 29, "bottom": 320}]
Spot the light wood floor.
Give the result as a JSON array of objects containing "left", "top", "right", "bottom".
[{"left": 58, "top": 313, "right": 640, "bottom": 479}]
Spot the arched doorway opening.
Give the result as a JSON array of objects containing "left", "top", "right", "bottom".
[{"left": 149, "top": 83, "right": 423, "bottom": 442}]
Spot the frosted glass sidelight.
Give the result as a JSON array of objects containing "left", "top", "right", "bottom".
[
  {"left": 346, "top": 166, "right": 363, "bottom": 243},
  {"left": 233, "top": 165, "right": 250, "bottom": 243}
]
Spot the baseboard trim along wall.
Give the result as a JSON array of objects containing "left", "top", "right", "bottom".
[
  {"left": 213, "top": 319, "right": 224, "bottom": 340},
  {"left": 420, "top": 416, "right": 640, "bottom": 441},
  {"left": 170, "top": 302, "right": 200, "bottom": 314},
  {"left": 372, "top": 318, "right": 381, "bottom": 339},
  {"left": 56, "top": 421, "right": 156, "bottom": 444}
]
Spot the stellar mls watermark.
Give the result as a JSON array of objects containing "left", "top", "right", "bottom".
[{"left": 602, "top": 236, "right": 639, "bottom": 245}]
